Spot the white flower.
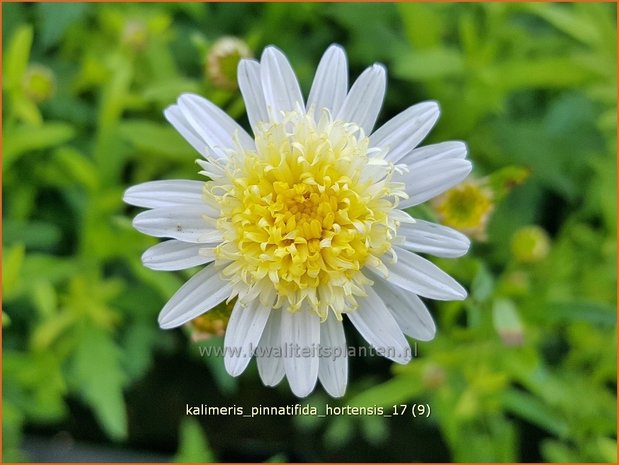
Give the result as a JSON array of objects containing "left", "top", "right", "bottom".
[{"left": 124, "top": 44, "right": 472, "bottom": 398}]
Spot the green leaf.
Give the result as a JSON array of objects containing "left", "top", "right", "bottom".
[
  {"left": 541, "top": 439, "right": 577, "bottom": 462},
  {"left": 359, "top": 414, "right": 388, "bottom": 445},
  {"left": 31, "top": 280, "right": 58, "bottom": 318},
  {"left": 393, "top": 48, "right": 465, "bottom": 81},
  {"left": 3, "top": 220, "right": 62, "bottom": 250},
  {"left": 4, "top": 122, "right": 76, "bottom": 170},
  {"left": 141, "top": 79, "right": 201, "bottom": 105},
  {"left": 398, "top": 3, "right": 443, "bottom": 49},
  {"left": 3, "top": 24, "right": 33, "bottom": 91},
  {"left": 69, "top": 324, "right": 128, "bottom": 441},
  {"left": 174, "top": 418, "right": 215, "bottom": 463},
  {"left": 119, "top": 119, "right": 196, "bottom": 161},
  {"left": 120, "top": 323, "right": 158, "bottom": 381},
  {"left": 544, "top": 300, "right": 616, "bottom": 327},
  {"left": 348, "top": 375, "right": 422, "bottom": 408},
  {"left": 3, "top": 351, "right": 67, "bottom": 423},
  {"left": 471, "top": 261, "right": 494, "bottom": 303},
  {"left": 31, "top": 310, "right": 77, "bottom": 351},
  {"left": 525, "top": 3, "right": 602, "bottom": 47},
  {"left": 21, "top": 254, "right": 76, "bottom": 288},
  {"left": 36, "top": 3, "right": 91, "bottom": 49},
  {"left": 492, "top": 298, "right": 524, "bottom": 344},
  {"left": 323, "top": 416, "right": 354, "bottom": 450},
  {"left": 486, "top": 165, "right": 531, "bottom": 203},
  {"left": 53, "top": 147, "right": 99, "bottom": 191},
  {"left": 502, "top": 389, "right": 569, "bottom": 437},
  {"left": 495, "top": 57, "right": 596, "bottom": 92},
  {"left": 12, "top": 95, "right": 43, "bottom": 125},
  {"left": 2, "top": 243, "right": 26, "bottom": 299}
]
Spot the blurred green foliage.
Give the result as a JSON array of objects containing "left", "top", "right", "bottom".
[{"left": 2, "top": 2, "right": 616, "bottom": 462}]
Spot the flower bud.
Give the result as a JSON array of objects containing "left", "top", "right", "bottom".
[
  {"left": 122, "top": 21, "right": 148, "bottom": 52},
  {"left": 422, "top": 363, "right": 446, "bottom": 389},
  {"left": 432, "top": 179, "right": 494, "bottom": 241},
  {"left": 22, "top": 64, "right": 55, "bottom": 103},
  {"left": 493, "top": 298, "right": 524, "bottom": 347},
  {"left": 511, "top": 225, "right": 550, "bottom": 264},
  {"left": 188, "top": 299, "right": 234, "bottom": 342},
  {"left": 206, "top": 36, "right": 252, "bottom": 90}
]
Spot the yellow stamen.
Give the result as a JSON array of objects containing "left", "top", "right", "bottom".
[{"left": 204, "top": 109, "right": 405, "bottom": 319}]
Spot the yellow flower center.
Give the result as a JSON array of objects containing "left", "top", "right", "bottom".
[{"left": 204, "top": 110, "right": 406, "bottom": 320}]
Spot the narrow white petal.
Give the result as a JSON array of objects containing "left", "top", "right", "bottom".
[
  {"left": 257, "top": 311, "right": 285, "bottom": 387},
  {"left": 398, "top": 158, "right": 472, "bottom": 208},
  {"left": 123, "top": 180, "right": 205, "bottom": 209},
  {"left": 260, "top": 46, "right": 304, "bottom": 121},
  {"left": 307, "top": 44, "right": 348, "bottom": 117},
  {"left": 224, "top": 300, "right": 271, "bottom": 377},
  {"left": 372, "top": 278, "right": 436, "bottom": 341},
  {"left": 386, "top": 247, "right": 467, "bottom": 300},
  {"left": 398, "top": 219, "right": 471, "bottom": 258},
  {"left": 158, "top": 265, "right": 232, "bottom": 329},
  {"left": 238, "top": 59, "right": 269, "bottom": 131},
  {"left": 336, "top": 64, "right": 386, "bottom": 135},
  {"left": 164, "top": 105, "right": 208, "bottom": 157},
  {"left": 347, "top": 287, "right": 411, "bottom": 364},
  {"left": 370, "top": 101, "right": 440, "bottom": 163},
  {"left": 132, "top": 206, "right": 221, "bottom": 243},
  {"left": 399, "top": 140, "right": 468, "bottom": 166},
  {"left": 142, "top": 240, "right": 213, "bottom": 271},
  {"left": 318, "top": 316, "right": 348, "bottom": 398},
  {"left": 281, "top": 309, "right": 320, "bottom": 398},
  {"left": 177, "top": 93, "right": 254, "bottom": 160}
]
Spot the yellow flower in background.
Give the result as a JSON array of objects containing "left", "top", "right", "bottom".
[
  {"left": 432, "top": 178, "right": 494, "bottom": 241},
  {"left": 124, "top": 44, "right": 472, "bottom": 397}
]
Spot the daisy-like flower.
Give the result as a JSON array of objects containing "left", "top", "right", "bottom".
[{"left": 124, "top": 44, "right": 472, "bottom": 398}]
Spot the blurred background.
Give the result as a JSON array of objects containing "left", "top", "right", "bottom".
[{"left": 2, "top": 2, "right": 617, "bottom": 462}]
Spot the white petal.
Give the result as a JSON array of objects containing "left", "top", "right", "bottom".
[
  {"left": 386, "top": 247, "right": 467, "bottom": 300},
  {"left": 370, "top": 101, "right": 440, "bottom": 163},
  {"left": 399, "top": 140, "right": 468, "bottom": 166},
  {"left": 224, "top": 299, "right": 271, "bottom": 377},
  {"left": 158, "top": 265, "right": 232, "bottom": 329},
  {"left": 123, "top": 180, "right": 205, "bottom": 209},
  {"left": 307, "top": 44, "right": 348, "bottom": 117},
  {"left": 347, "top": 287, "right": 411, "bottom": 364},
  {"left": 164, "top": 105, "right": 208, "bottom": 158},
  {"left": 257, "top": 311, "right": 285, "bottom": 387},
  {"left": 238, "top": 59, "right": 269, "bottom": 130},
  {"left": 318, "top": 316, "right": 348, "bottom": 398},
  {"left": 398, "top": 158, "right": 472, "bottom": 208},
  {"left": 142, "top": 240, "right": 213, "bottom": 271},
  {"left": 260, "top": 46, "right": 304, "bottom": 121},
  {"left": 398, "top": 219, "right": 471, "bottom": 258},
  {"left": 280, "top": 309, "right": 320, "bottom": 398},
  {"left": 336, "top": 64, "right": 386, "bottom": 135},
  {"left": 177, "top": 93, "right": 254, "bottom": 160},
  {"left": 132, "top": 206, "right": 221, "bottom": 243},
  {"left": 372, "top": 278, "right": 436, "bottom": 341}
]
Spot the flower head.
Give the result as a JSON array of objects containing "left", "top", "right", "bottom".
[
  {"left": 432, "top": 178, "right": 494, "bottom": 241},
  {"left": 124, "top": 44, "right": 472, "bottom": 397}
]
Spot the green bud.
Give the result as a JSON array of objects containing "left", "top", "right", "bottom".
[
  {"left": 511, "top": 225, "right": 550, "bottom": 264},
  {"left": 206, "top": 36, "right": 252, "bottom": 90},
  {"left": 22, "top": 64, "right": 55, "bottom": 103}
]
